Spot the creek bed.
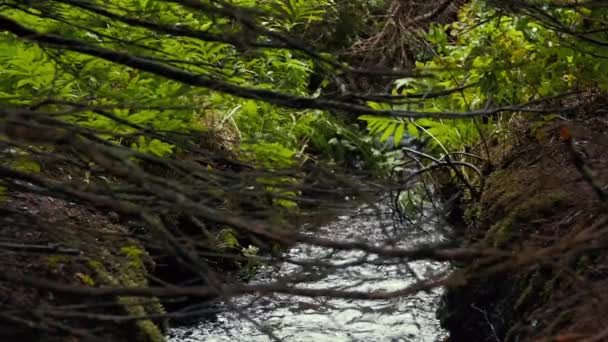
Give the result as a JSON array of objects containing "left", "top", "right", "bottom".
[{"left": 169, "top": 199, "right": 448, "bottom": 342}]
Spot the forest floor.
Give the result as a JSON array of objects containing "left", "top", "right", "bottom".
[
  {"left": 440, "top": 106, "right": 608, "bottom": 341},
  {"left": 0, "top": 187, "right": 168, "bottom": 342},
  {"left": 0, "top": 135, "right": 333, "bottom": 342}
]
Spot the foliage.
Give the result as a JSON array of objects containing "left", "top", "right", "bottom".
[
  {"left": 252, "top": 0, "right": 336, "bottom": 32},
  {"left": 121, "top": 245, "right": 146, "bottom": 262},
  {"left": 305, "top": 114, "right": 391, "bottom": 173},
  {"left": 0, "top": 0, "right": 342, "bottom": 166},
  {"left": 216, "top": 229, "right": 265, "bottom": 279},
  {"left": 359, "top": 0, "right": 608, "bottom": 156},
  {"left": 75, "top": 272, "right": 96, "bottom": 286},
  {"left": 299, "top": 0, "right": 387, "bottom": 50},
  {"left": 241, "top": 141, "right": 297, "bottom": 168},
  {"left": 216, "top": 228, "right": 241, "bottom": 250},
  {"left": 238, "top": 244, "right": 263, "bottom": 280},
  {"left": 47, "top": 255, "right": 69, "bottom": 268},
  {"left": 12, "top": 156, "right": 41, "bottom": 174}
]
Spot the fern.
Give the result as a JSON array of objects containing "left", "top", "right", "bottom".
[
  {"left": 216, "top": 228, "right": 241, "bottom": 250},
  {"left": 359, "top": 115, "right": 419, "bottom": 145}
]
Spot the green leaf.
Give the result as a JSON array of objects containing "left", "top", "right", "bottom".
[
  {"left": 380, "top": 122, "right": 396, "bottom": 141},
  {"left": 367, "top": 101, "right": 391, "bottom": 110},
  {"left": 415, "top": 118, "right": 437, "bottom": 127},
  {"left": 407, "top": 123, "right": 418, "bottom": 138},
  {"left": 242, "top": 100, "right": 259, "bottom": 116},
  {"left": 374, "top": 120, "right": 391, "bottom": 136},
  {"left": 147, "top": 139, "right": 174, "bottom": 157},
  {"left": 127, "top": 110, "right": 158, "bottom": 124},
  {"left": 394, "top": 123, "right": 405, "bottom": 145},
  {"left": 217, "top": 228, "right": 241, "bottom": 249}
]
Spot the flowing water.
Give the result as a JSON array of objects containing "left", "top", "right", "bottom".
[{"left": 169, "top": 199, "right": 449, "bottom": 342}]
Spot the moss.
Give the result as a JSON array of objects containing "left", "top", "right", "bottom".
[
  {"left": 514, "top": 270, "right": 551, "bottom": 311},
  {"left": 47, "top": 255, "right": 69, "bottom": 268},
  {"left": 463, "top": 202, "right": 482, "bottom": 226},
  {"left": 117, "top": 297, "right": 165, "bottom": 342},
  {"left": 144, "top": 300, "right": 169, "bottom": 334},
  {"left": 88, "top": 248, "right": 167, "bottom": 342},
  {"left": 541, "top": 275, "right": 558, "bottom": 303},
  {"left": 517, "top": 191, "right": 566, "bottom": 217},
  {"left": 88, "top": 259, "right": 103, "bottom": 270},
  {"left": 121, "top": 245, "right": 146, "bottom": 261},
  {"left": 216, "top": 228, "right": 241, "bottom": 250},
  {"left": 75, "top": 272, "right": 96, "bottom": 286},
  {"left": 439, "top": 118, "right": 608, "bottom": 341},
  {"left": 486, "top": 191, "right": 567, "bottom": 247},
  {"left": 483, "top": 182, "right": 526, "bottom": 219}
]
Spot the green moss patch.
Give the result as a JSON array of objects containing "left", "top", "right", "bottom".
[{"left": 89, "top": 247, "right": 168, "bottom": 342}]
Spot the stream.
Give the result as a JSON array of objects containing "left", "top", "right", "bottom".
[{"left": 169, "top": 198, "right": 449, "bottom": 342}]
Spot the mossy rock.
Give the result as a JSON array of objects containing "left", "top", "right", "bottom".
[{"left": 88, "top": 245, "right": 168, "bottom": 342}]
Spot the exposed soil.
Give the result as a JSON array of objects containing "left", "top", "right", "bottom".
[{"left": 439, "top": 110, "right": 608, "bottom": 341}]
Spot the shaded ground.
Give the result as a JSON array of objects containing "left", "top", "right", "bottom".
[
  {"left": 440, "top": 109, "right": 608, "bottom": 341},
  {"left": 0, "top": 136, "right": 353, "bottom": 341},
  {"left": 0, "top": 145, "right": 258, "bottom": 341},
  {"left": 0, "top": 190, "right": 167, "bottom": 342}
]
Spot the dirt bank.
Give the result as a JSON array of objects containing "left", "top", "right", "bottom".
[
  {"left": 0, "top": 190, "right": 167, "bottom": 342},
  {"left": 439, "top": 111, "right": 608, "bottom": 341}
]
